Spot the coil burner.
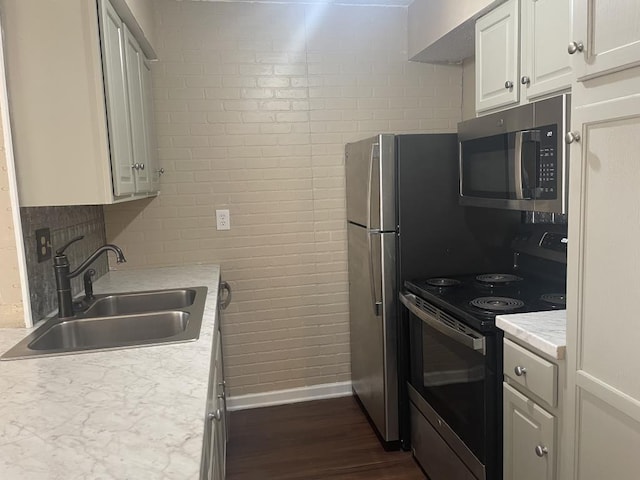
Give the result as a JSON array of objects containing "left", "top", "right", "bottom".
[
  {"left": 425, "top": 278, "right": 461, "bottom": 287},
  {"left": 540, "top": 293, "right": 566, "bottom": 308},
  {"left": 470, "top": 296, "right": 525, "bottom": 312},
  {"left": 476, "top": 274, "right": 523, "bottom": 285}
]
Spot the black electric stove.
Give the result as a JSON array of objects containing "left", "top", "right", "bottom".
[
  {"left": 401, "top": 225, "right": 567, "bottom": 480},
  {"left": 404, "top": 269, "right": 566, "bottom": 332}
]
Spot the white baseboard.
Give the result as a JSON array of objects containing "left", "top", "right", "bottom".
[{"left": 227, "top": 381, "right": 353, "bottom": 411}]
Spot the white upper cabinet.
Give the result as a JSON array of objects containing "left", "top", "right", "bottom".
[
  {"left": 571, "top": 0, "right": 640, "bottom": 81},
  {"left": 521, "top": 0, "right": 573, "bottom": 100},
  {"left": 101, "top": 0, "right": 136, "bottom": 197},
  {"left": 1, "top": 0, "right": 158, "bottom": 206},
  {"left": 121, "top": 23, "right": 157, "bottom": 193},
  {"left": 476, "top": 0, "right": 520, "bottom": 112},
  {"left": 476, "top": 0, "right": 572, "bottom": 114}
]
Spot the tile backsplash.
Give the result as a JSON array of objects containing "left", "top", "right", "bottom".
[{"left": 20, "top": 206, "right": 108, "bottom": 322}]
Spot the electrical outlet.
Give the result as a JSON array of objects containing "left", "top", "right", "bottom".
[
  {"left": 35, "top": 227, "right": 52, "bottom": 262},
  {"left": 216, "top": 209, "right": 230, "bottom": 230}
]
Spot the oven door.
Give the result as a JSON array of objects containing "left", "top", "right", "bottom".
[{"left": 400, "top": 292, "right": 499, "bottom": 480}]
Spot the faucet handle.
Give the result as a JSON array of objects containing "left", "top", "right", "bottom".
[
  {"left": 83, "top": 268, "right": 96, "bottom": 301},
  {"left": 56, "top": 235, "right": 85, "bottom": 256}
]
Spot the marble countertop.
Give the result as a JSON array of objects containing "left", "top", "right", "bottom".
[
  {"left": 0, "top": 264, "right": 220, "bottom": 479},
  {"left": 496, "top": 309, "right": 567, "bottom": 360}
]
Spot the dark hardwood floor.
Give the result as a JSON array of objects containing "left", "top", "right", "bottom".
[{"left": 226, "top": 396, "right": 426, "bottom": 480}]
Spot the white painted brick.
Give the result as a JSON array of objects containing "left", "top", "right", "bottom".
[
  {"left": 204, "top": 88, "right": 241, "bottom": 99},
  {"left": 106, "top": 0, "right": 464, "bottom": 398}
]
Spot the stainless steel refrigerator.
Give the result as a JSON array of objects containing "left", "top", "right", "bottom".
[{"left": 346, "top": 134, "right": 518, "bottom": 448}]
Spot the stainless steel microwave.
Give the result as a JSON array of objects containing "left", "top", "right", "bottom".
[{"left": 458, "top": 94, "right": 570, "bottom": 213}]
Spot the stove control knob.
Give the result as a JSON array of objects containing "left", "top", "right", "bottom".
[{"left": 514, "top": 365, "right": 527, "bottom": 376}]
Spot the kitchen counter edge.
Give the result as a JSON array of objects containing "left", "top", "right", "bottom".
[{"left": 496, "top": 309, "right": 567, "bottom": 360}]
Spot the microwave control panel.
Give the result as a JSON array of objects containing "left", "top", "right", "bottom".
[{"left": 536, "top": 124, "right": 558, "bottom": 199}]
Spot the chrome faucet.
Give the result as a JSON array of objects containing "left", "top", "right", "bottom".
[{"left": 54, "top": 236, "right": 126, "bottom": 318}]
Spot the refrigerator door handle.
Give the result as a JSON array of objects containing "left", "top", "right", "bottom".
[
  {"left": 366, "top": 142, "right": 379, "bottom": 231},
  {"left": 368, "top": 231, "right": 383, "bottom": 316}
]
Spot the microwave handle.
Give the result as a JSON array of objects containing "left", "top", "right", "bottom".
[{"left": 514, "top": 130, "right": 541, "bottom": 200}]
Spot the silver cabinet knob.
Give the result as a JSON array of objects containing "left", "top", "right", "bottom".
[
  {"left": 514, "top": 365, "right": 527, "bottom": 376},
  {"left": 568, "top": 41, "right": 584, "bottom": 54},
  {"left": 521, "top": 76, "right": 530, "bottom": 85},
  {"left": 208, "top": 409, "right": 222, "bottom": 422},
  {"left": 132, "top": 163, "right": 139, "bottom": 170},
  {"left": 535, "top": 445, "right": 549, "bottom": 457},
  {"left": 505, "top": 80, "right": 514, "bottom": 89},
  {"left": 157, "top": 168, "right": 165, "bottom": 175},
  {"left": 565, "top": 131, "right": 581, "bottom": 144},
  {"left": 140, "top": 163, "right": 145, "bottom": 170}
]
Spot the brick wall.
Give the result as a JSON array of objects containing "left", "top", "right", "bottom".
[{"left": 104, "top": 0, "right": 463, "bottom": 396}]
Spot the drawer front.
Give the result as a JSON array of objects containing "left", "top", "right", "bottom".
[
  {"left": 410, "top": 403, "right": 476, "bottom": 480},
  {"left": 504, "top": 338, "right": 557, "bottom": 406}
]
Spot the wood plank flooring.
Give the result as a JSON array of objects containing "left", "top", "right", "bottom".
[{"left": 226, "top": 395, "right": 426, "bottom": 480}]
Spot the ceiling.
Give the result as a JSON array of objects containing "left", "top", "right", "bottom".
[{"left": 178, "top": 0, "right": 414, "bottom": 7}]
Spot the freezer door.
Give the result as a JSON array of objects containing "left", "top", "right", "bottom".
[
  {"left": 348, "top": 223, "right": 398, "bottom": 442},
  {"left": 345, "top": 134, "right": 396, "bottom": 231}
]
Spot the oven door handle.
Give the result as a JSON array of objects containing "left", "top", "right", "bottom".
[{"left": 400, "top": 293, "right": 486, "bottom": 355}]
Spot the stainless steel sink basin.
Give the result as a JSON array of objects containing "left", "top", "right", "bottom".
[
  {"left": 83, "top": 288, "right": 197, "bottom": 317},
  {"left": 1, "top": 286, "right": 208, "bottom": 360},
  {"left": 29, "top": 311, "right": 190, "bottom": 351}
]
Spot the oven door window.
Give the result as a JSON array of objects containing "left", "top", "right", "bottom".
[
  {"left": 409, "top": 311, "right": 488, "bottom": 462},
  {"left": 460, "top": 133, "right": 516, "bottom": 200}
]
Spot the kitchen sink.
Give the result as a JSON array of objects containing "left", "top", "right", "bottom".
[
  {"left": 83, "top": 288, "right": 198, "bottom": 317},
  {"left": 1, "top": 286, "right": 208, "bottom": 360},
  {"left": 28, "top": 311, "right": 190, "bottom": 351}
]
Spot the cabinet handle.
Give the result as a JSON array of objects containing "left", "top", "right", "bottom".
[
  {"left": 140, "top": 163, "right": 145, "bottom": 170},
  {"left": 535, "top": 445, "right": 549, "bottom": 457},
  {"left": 565, "top": 131, "right": 581, "bottom": 144},
  {"left": 208, "top": 409, "right": 222, "bottom": 422},
  {"left": 514, "top": 365, "right": 527, "bottom": 376},
  {"left": 157, "top": 168, "right": 165, "bottom": 176},
  {"left": 521, "top": 76, "right": 530, "bottom": 85},
  {"left": 504, "top": 80, "right": 514, "bottom": 89},
  {"left": 132, "top": 163, "right": 139, "bottom": 170},
  {"left": 568, "top": 41, "right": 584, "bottom": 54}
]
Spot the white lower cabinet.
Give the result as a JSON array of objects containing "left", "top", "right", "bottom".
[
  {"left": 503, "top": 337, "right": 563, "bottom": 480},
  {"left": 202, "top": 331, "right": 227, "bottom": 480},
  {"left": 503, "top": 383, "right": 555, "bottom": 480},
  {"left": 201, "top": 286, "right": 228, "bottom": 480}
]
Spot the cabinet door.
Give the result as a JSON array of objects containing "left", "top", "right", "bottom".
[
  {"left": 566, "top": 93, "right": 640, "bottom": 480},
  {"left": 214, "top": 332, "right": 226, "bottom": 479},
  {"left": 503, "top": 382, "right": 555, "bottom": 480},
  {"left": 99, "top": 0, "right": 135, "bottom": 196},
  {"left": 572, "top": 0, "right": 640, "bottom": 81},
  {"left": 476, "top": 0, "right": 519, "bottom": 112},
  {"left": 521, "top": 0, "right": 572, "bottom": 100},
  {"left": 123, "top": 26, "right": 151, "bottom": 193},
  {"left": 142, "top": 58, "right": 160, "bottom": 192}
]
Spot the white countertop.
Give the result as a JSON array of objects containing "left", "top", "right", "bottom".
[
  {"left": 496, "top": 309, "right": 567, "bottom": 360},
  {"left": 0, "top": 264, "right": 220, "bottom": 479}
]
